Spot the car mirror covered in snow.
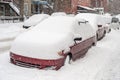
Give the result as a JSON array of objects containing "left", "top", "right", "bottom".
[{"left": 74, "top": 37, "right": 82, "bottom": 44}]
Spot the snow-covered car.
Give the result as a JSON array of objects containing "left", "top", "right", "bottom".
[
  {"left": 76, "top": 13, "right": 108, "bottom": 40},
  {"left": 10, "top": 16, "right": 96, "bottom": 70},
  {"left": 51, "top": 12, "right": 67, "bottom": 16},
  {"left": 110, "top": 17, "right": 120, "bottom": 30},
  {"left": 102, "top": 15, "right": 112, "bottom": 33},
  {"left": 23, "top": 14, "right": 49, "bottom": 29}
]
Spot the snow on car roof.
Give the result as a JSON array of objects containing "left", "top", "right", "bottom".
[
  {"left": 23, "top": 14, "right": 50, "bottom": 26},
  {"left": 32, "top": 16, "right": 75, "bottom": 33},
  {"left": 75, "top": 13, "right": 111, "bottom": 31},
  {"left": 75, "top": 13, "right": 99, "bottom": 30},
  {"left": 51, "top": 12, "right": 67, "bottom": 16}
]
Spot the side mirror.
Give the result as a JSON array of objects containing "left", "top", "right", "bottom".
[
  {"left": 78, "top": 21, "right": 88, "bottom": 25},
  {"left": 74, "top": 37, "right": 82, "bottom": 44},
  {"left": 85, "top": 21, "right": 88, "bottom": 24},
  {"left": 98, "top": 25, "right": 102, "bottom": 28}
]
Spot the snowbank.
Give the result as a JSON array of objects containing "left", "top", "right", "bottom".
[
  {"left": 0, "top": 23, "right": 25, "bottom": 53},
  {"left": 0, "top": 29, "right": 120, "bottom": 80},
  {"left": 0, "top": 23, "right": 24, "bottom": 41}
]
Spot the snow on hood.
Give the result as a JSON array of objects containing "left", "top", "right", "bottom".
[
  {"left": 23, "top": 14, "right": 49, "bottom": 27},
  {"left": 11, "top": 31, "right": 74, "bottom": 59},
  {"left": 11, "top": 16, "right": 76, "bottom": 59}
]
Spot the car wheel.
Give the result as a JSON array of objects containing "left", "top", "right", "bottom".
[
  {"left": 108, "top": 29, "right": 111, "bottom": 33},
  {"left": 65, "top": 53, "right": 72, "bottom": 65}
]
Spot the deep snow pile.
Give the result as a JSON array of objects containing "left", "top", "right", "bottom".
[
  {"left": 0, "top": 23, "right": 25, "bottom": 53},
  {"left": 0, "top": 29, "right": 120, "bottom": 80}
]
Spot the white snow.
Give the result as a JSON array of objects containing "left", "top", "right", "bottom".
[
  {"left": 51, "top": 12, "right": 67, "bottom": 16},
  {"left": 75, "top": 13, "right": 112, "bottom": 31},
  {"left": 11, "top": 16, "right": 76, "bottom": 59},
  {"left": 0, "top": 29, "right": 120, "bottom": 80},
  {"left": 116, "top": 14, "right": 120, "bottom": 21},
  {"left": 11, "top": 16, "right": 95, "bottom": 59},
  {"left": 23, "top": 14, "right": 50, "bottom": 27},
  {"left": 0, "top": 18, "right": 120, "bottom": 80},
  {"left": 0, "top": 23, "right": 25, "bottom": 53}
]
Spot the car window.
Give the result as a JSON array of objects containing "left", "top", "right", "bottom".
[{"left": 112, "top": 17, "right": 119, "bottom": 23}]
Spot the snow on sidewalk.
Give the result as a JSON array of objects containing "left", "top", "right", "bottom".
[
  {"left": 0, "top": 23, "right": 25, "bottom": 53},
  {"left": 0, "top": 30, "right": 120, "bottom": 80},
  {"left": 94, "top": 30, "right": 120, "bottom": 80}
]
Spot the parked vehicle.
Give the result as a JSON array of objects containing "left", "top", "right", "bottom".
[
  {"left": 51, "top": 12, "right": 67, "bottom": 16},
  {"left": 102, "top": 15, "right": 112, "bottom": 33},
  {"left": 75, "top": 13, "right": 109, "bottom": 40},
  {"left": 10, "top": 16, "right": 96, "bottom": 70},
  {"left": 23, "top": 14, "right": 49, "bottom": 29},
  {"left": 110, "top": 17, "right": 120, "bottom": 30}
]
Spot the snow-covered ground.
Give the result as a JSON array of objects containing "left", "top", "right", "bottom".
[
  {"left": 0, "top": 23, "right": 120, "bottom": 80},
  {"left": 0, "top": 23, "right": 25, "bottom": 53}
]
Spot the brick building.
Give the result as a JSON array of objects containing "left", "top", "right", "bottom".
[
  {"left": 54, "top": 0, "right": 96, "bottom": 14},
  {"left": 91, "top": 0, "right": 109, "bottom": 12},
  {"left": 54, "top": 0, "right": 109, "bottom": 14},
  {"left": 0, "top": 0, "right": 110, "bottom": 16}
]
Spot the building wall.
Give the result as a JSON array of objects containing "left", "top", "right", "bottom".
[
  {"left": 71, "top": 0, "right": 93, "bottom": 14},
  {"left": 71, "top": 0, "right": 78, "bottom": 14},
  {"left": 90, "top": 0, "right": 108, "bottom": 12},
  {"left": 1, "top": 0, "right": 12, "bottom": 2},
  {"left": 24, "top": 0, "right": 31, "bottom": 16},
  {"left": 0, "top": 2, "right": 17, "bottom": 16},
  {"left": 54, "top": 0, "right": 71, "bottom": 13},
  {"left": 102, "top": 0, "right": 108, "bottom": 12},
  {"left": 78, "top": 0, "right": 91, "bottom": 7}
]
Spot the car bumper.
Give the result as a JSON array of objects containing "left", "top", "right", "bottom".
[{"left": 10, "top": 52, "right": 67, "bottom": 70}]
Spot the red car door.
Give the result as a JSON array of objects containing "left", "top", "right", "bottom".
[{"left": 70, "top": 37, "right": 94, "bottom": 61}]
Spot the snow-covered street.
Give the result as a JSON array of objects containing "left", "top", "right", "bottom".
[
  {"left": 0, "top": 23, "right": 120, "bottom": 80},
  {"left": 0, "top": 23, "right": 24, "bottom": 53}
]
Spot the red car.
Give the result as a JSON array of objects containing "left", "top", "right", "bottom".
[
  {"left": 10, "top": 16, "right": 96, "bottom": 70},
  {"left": 76, "top": 13, "right": 109, "bottom": 40}
]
